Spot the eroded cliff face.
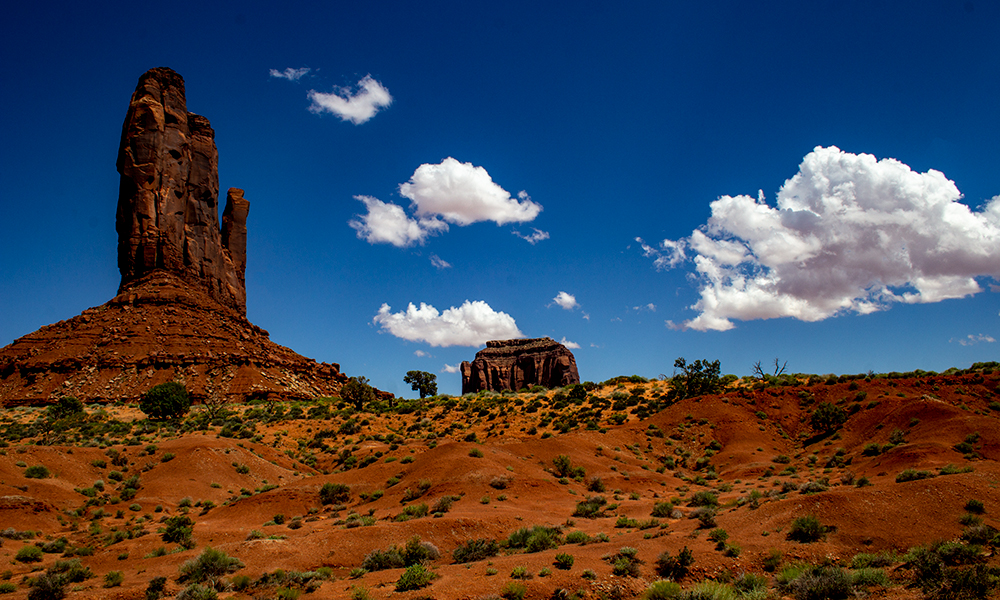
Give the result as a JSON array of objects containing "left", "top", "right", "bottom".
[
  {"left": 116, "top": 67, "right": 248, "bottom": 313},
  {"left": 460, "top": 338, "right": 580, "bottom": 394}
]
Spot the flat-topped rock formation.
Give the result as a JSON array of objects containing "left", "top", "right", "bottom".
[
  {"left": 460, "top": 337, "right": 580, "bottom": 394},
  {"left": 0, "top": 68, "right": 354, "bottom": 406}
]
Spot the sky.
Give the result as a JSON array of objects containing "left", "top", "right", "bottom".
[{"left": 1, "top": 1, "right": 998, "bottom": 398}]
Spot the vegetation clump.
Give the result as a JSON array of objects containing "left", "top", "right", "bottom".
[{"left": 140, "top": 382, "right": 191, "bottom": 419}]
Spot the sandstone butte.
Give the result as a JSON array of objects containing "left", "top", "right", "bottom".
[
  {"left": 461, "top": 337, "right": 580, "bottom": 394},
  {"left": 0, "top": 67, "right": 349, "bottom": 407}
]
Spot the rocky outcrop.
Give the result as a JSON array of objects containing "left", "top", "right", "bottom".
[
  {"left": 116, "top": 67, "right": 248, "bottom": 313},
  {"left": 0, "top": 68, "right": 359, "bottom": 406},
  {"left": 461, "top": 337, "right": 580, "bottom": 394}
]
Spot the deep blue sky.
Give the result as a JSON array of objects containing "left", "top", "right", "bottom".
[{"left": 2, "top": 1, "right": 998, "bottom": 397}]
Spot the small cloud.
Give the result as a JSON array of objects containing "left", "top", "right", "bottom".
[
  {"left": 442, "top": 364, "right": 461, "bottom": 373},
  {"left": 414, "top": 350, "right": 431, "bottom": 357},
  {"left": 400, "top": 158, "right": 541, "bottom": 226},
  {"left": 430, "top": 254, "right": 452, "bottom": 270},
  {"left": 349, "top": 195, "right": 447, "bottom": 247},
  {"left": 953, "top": 334, "right": 996, "bottom": 346},
  {"left": 513, "top": 228, "right": 550, "bottom": 244},
  {"left": 269, "top": 67, "right": 311, "bottom": 81},
  {"left": 307, "top": 74, "right": 392, "bottom": 124},
  {"left": 559, "top": 337, "right": 581, "bottom": 349},
  {"left": 373, "top": 300, "right": 524, "bottom": 347},
  {"left": 589, "top": 343, "right": 601, "bottom": 348},
  {"left": 552, "top": 291, "right": 579, "bottom": 311},
  {"left": 632, "top": 303, "right": 656, "bottom": 312}
]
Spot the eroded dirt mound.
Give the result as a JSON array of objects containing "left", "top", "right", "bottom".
[{"left": 0, "top": 369, "right": 997, "bottom": 599}]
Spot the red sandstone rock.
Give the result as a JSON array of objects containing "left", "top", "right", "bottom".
[
  {"left": 116, "top": 67, "right": 248, "bottom": 313},
  {"left": 460, "top": 337, "right": 580, "bottom": 394}
]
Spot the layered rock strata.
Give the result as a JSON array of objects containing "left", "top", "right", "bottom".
[
  {"left": 116, "top": 67, "right": 248, "bottom": 313},
  {"left": 461, "top": 337, "right": 580, "bottom": 394},
  {"left": 0, "top": 68, "right": 353, "bottom": 406}
]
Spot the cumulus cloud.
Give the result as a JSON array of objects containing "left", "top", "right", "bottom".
[
  {"left": 307, "top": 75, "right": 392, "bottom": 124},
  {"left": 373, "top": 300, "right": 524, "bottom": 347},
  {"left": 352, "top": 158, "right": 542, "bottom": 247},
  {"left": 645, "top": 146, "right": 1000, "bottom": 331},
  {"left": 348, "top": 196, "right": 447, "bottom": 247},
  {"left": 400, "top": 158, "right": 541, "bottom": 226},
  {"left": 559, "top": 337, "right": 581, "bottom": 349},
  {"left": 552, "top": 291, "right": 579, "bottom": 310},
  {"left": 430, "top": 254, "right": 452, "bottom": 269},
  {"left": 513, "top": 228, "right": 550, "bottom": 244},
  {"left": 442, "top": 364, "right": 461, "bottom": 373},
  {"left": 414, "top": 350, "right": 430, "bottom": 357},
  {"left": 270, "top": 67, "right": 311, "bottom": 81},
  {"left": 954, "top": 334, "right": 996, "bottom": 346}
]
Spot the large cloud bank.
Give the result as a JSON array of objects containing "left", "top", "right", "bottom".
[
  {"left": 644, "top": 146, "right": 1000, "bottom": 331},
  {"left": 307, "top": 75, "right": 392, "bottom": 124},
  {"left": 351, "top": 158, "right": 543, "bottom": 247},
  {"left": 373, "top": 301, "right": 524, "bottom": 347}
]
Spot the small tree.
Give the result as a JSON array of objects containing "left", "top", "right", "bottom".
[
  {"left": 140, "top": 382, "right": 190, "bottom": 419},
  {"left": 667, "top": 358, "right": 722, "bottom": 401},
  {"left": 341, "top": 376, "right": 376, "bottom": 411},
  {"left": 47, "top": 397, "right": 85, "bottom": 421},
  {"left": 403, "top": 371, "right": 438, "bottom": 399},
  {"left": 810, "top": 402, "right": 847, "bottom": 434}
]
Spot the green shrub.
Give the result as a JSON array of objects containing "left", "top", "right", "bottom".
[
  {"left": 850, "top": 568, "right": 889, "bottom": 588},
  {"left": 678, "top": 580, "right": 737, "bottom": 600},
  {"left": 175, "top": 584, "right": 217, "bottom": 600},
  {"left": 178, "top": 547, "right": 244, "bottom": 584},
  {"left": 510, "top": 565, "right": 531, "bottom": 579},
  {"left": 787, "top": 515, "right": 828, "bottom": 543},
  {"left": 788, "top": 566, "right": 852, "bottom": 600},
  {"left": 27, "top": 572, "right": 67, "bottom": 600},
  {"left": 319, "top": 482, "right": 350, "bottom": 505},
  {"left": 605, "top": 547, "right": 642, "bottom": 577},
  {"left": 501, "top": 581, "right": 527, "bottom": 600},
  {"left": 644, "top": 580, "right": 681, "bottom": 600},
  {"left": 810, "top": 402, "right": 847, "bottom": 433},
  {"left": 687, "top": 491, "right": 719, "bottom": 507},
  {"left": 552, "top": 454, "right": 585, "bottom": 478},
  {"left": 733, "top": 573, "right": 768, "bottom": 595},
  {"left": 506, "top": 525, "right": 561, "bottom": 552},
  {"left": 104, "top": 571, "right": 124, "bottom": 588},
  {"left": 452, "top": 538, "right": 499, "bottom": 563},
  {"left": 16, "top": 545, "right": 44, "bottom": 563},
  {"left": 0, "top": 582, "right": 16, "bottom": 594},
  {"left": 965, "top": 499, "right": 986, "bottom": 514},
  {"left": 395, "top": 564, "right": 436, "bottom": 591},
  {"left": 554, "top": 552, "right": 574, "bottom": 569},
  {"left": 362, "top": 547, "right": 405, "bottom": 571},
  {"left": 140, "top": 382, "right": 190, "bottom": 419},
  {"left": 651, "top": 501, "right": 674, "bottom": 517},
  {"left": 565, "top": 531, "right": 589, "bottom": 544},
  {"left": 161, "top": 515, "right": 194, "bottom": 545},
  {"left": 896, "top": 468, "right": 935, "bottom": 483},
  {"left": 24, "top": 465, "right": 50, "bottom": 479},
  {"left": 573, "top": 495, "right": 608, "bottom": 518},
  {"left": 145, "top": 576, "right": 167, "bottom": 600}
]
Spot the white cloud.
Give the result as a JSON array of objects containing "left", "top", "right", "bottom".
[
  {"left": 646, "top": 146, "right": 1000, "bottom": 331},
  {"left": 400, "top": 158, "right": 541, "bottom": 226},
  {"left": 559, "top": 337, "right": 581, "bottom": 349},
  {"left": 632, "top": 303, "right": 656, "bottom": 312},
  {"left": 442, "top": 364, "right": 461, "bottom": 373},
  {"left": 348, "top": 196, "right": 447, "bottom": 247},
  {"left": 954, "top": 334, "right": 996, "bottom": 346},
  {"left": 414, "top": 350, "right": 430, "bottom": 357},
  {"left": 552, "top": 291, "right": 579, "bottom": 310},
  {"left": 430, "top": 254, "right": 452, "bottom": 269},
  {"left": 270, "top": 67, "right": 311, "bottom": 81},
  {"left": 513, "top": 228, "right": 550, "bottom": 244},
  {"left": 373, "top": 300, "right": 524, "bottom": 347},
  {"left": 307, "top": 75, "right": 392, "bottom": 124}
]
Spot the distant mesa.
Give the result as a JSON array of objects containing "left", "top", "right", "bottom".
[
  {"left": 0, "top": 67, "right": 350, "bottom": 406},
  {"left": 460, "top": 337, "right": 580, "bottom": 394}
]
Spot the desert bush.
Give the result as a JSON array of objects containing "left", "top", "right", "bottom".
[
  {"left": 452, "top": 538, "right": 499, "bottom": 563},
  {"left": 27, "top": 572, "right": 67, "bottom": 600},
  {"left": 690, "top": 507, "right": 717, "bottom": 529},
  {"left": 395, "top": 564, "right": 436, "bottom": 591},
  {"left": 644, "top": 580, "right": 681, "bottom": 600},
  {"left": 362, "top": 547, "right": 405, "bottom": 571},
  {"left": 851, "top": 551, "right": 895, "bottom": 569},
  {"left": 896, "top": 469, "right": 935, "bottom": 483},
  {"left": 0, "top": 582, "right": 17, "bottom": 593},
  {"left": 605, "top": 547, "right": 643, "bottom": 577},
  {"left": 140, "top": 382, "right": 190, "bottom": 419},
  {"left": 161, "top": 515, "right": 194, "bottom": 545},
  {"left": 16, "top": 546, "right": 43, "bottom": 563},
  {"left": 573, "top": 495, "right": 608, "bottom": 518},
  {"left": 687, "top": 491, "right": 718, "bottom": 507},
  {"left": 810, "top": 402, "right": 847, "bottom": 433},
  {"left": 175, "top": 584, "right": 217, "bottom": 600},
  {"left": 24, "top": 465, "right": 50, "bottom": 479},
  {"left": 431, "top": 495, "right": 459, "bottom": 514},
  {"left": 145, "top": 576, "right": 167, "bottom": 600},
  {"left": 965, "top": 499, "right": 986, "bottom": 514},
  {"left": 734, "top": 573, "right": 768, "bottom": 596},
  {"left": 178, "top": 547, "right": 244, "bottom": 584},
  {"left": 788, "top": 566, "right": 853, "bottom": 600},
  {"left": 48, "top": 397, "right": 85, "bottom": 421},
  {"left": 48, "top": 559, "right": 92, "bottom": 583},
  {"left": 651, "top": 501, "right": 674, "bottom": 517},
  {"left": 787, "top": 515, "right": 828, "bottom": 543},
  {"left": 104, "top": 571, "right": 124, "bottom": 588},
  {"left": 552, "top": 454, "right": 586, "bottom": 478},
  {"left": 510, "top": 565, "right": 531, "bottom": 579},
  {"left": 554, "top": 552, "right": 575, "bottom": 569},
  {"left": 319, "top": 482, "right": 350, "bottom": 505},
  {"left": 506, "top": 525, "right": 562, "bottom": 552},
  {"left": 850, "top": 568, "right": 889, "bottom": 588},
  {"left": 666, "top": 358, "right": 722, "bottom": 401},
  {"left": 587, "top": 477, "right": 606, "bottom": 492}
]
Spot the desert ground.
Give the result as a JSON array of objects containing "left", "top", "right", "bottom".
[{"left": 1, "top": 365, "right": 998, "bottom": 600}]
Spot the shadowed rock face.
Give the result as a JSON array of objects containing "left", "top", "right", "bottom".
[
  {"left": 116, "top": 67, "right": 248, "bottom": 313},
  {"left": 461, "top": 337, "right": 580, "bottom": 394}
]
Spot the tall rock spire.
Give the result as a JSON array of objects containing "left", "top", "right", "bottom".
[{"left": 115, "top": 67, "right": 248, "bottom": 313}]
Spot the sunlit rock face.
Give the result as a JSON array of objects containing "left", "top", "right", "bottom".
[{"left": 461, "top": 337, "right": 580, "bottom": 394}]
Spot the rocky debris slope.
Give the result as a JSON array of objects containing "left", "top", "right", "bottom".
[
  {"left": 116, "top": 67, "right": 248, "bottom": 313},
  {"left": 461, "top": 337, "right": 580, "bottom": 394},
  {"left": 0, "top": 68, "right": 352, "bottom": 406}
]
